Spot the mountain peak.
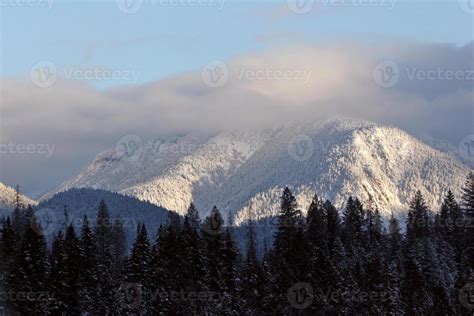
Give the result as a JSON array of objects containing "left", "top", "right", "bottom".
[{"left": 43, "top": 119, "right": 471, "bottom": 224}]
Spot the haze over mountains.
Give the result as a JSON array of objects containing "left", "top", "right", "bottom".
[{"left": 41, "top": 119, "right": 471, "bottom": 225}]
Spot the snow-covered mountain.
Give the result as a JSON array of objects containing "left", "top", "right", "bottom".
[
  {"left": 0, "top": 182, "right": 37, "bottom": 212},
  {"left": 43, "top": 119, "right": 472, "bottom": 225}
]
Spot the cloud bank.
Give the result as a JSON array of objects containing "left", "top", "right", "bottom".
[{"left": 1, "top": 40, "right": 473, "bottom": 195}]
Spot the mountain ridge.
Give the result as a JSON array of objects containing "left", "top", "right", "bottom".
[{"left": 42, "top": 119, "right": 472, "bottom": 225}]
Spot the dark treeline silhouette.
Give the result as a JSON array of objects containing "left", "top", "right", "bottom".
[{"left": 1, "top": 173, "right": 474, "bottom": 315}]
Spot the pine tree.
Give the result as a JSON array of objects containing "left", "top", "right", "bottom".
[
  {"left": 221, "top": 225, "right": 240, "bottom": 315},
  {"left": 179, "top": 204, "right": 207, "bottom": 314},
  {"left": 270, "top": 187, "right": 309, "bottom": 314},
  {"left": 202, "top": 206, "right": 225, "bottom": 290},
  {"left": 406, "top": 190, "right": 432, "bottom": 240},
  {"left": 111, "top": 217, "right": 127, "bottom": 279},
  {"left": 11, "top": 185, "right": 26, "bottom": 238},
  {"left": 437, "top": 190, "right": 464, "bottom": 258},
  {"left": 343, "top": 196, "right": 366, "bottom": 247},
  {"left": 149, "top": 213, "right": 183, "bottom": 314},
  {"left": 12, "top": 215, "right": 50, "bottom": 314},
  {"left": 0, "top": 217, "right": 18, "bottom": 313},
  {"left": 63, "top": 224, "right": 81, "bottom": 314},
  {"left": 93, "top": 200, "right": 117, "bottom": 314},
  {"left": 241, "top": 219, "right": 262, "bottom": 314},
  {"left": 462, "top": 172, "right": 474, "bottom": 265},
  {"left": 48, "top": 230, "right": 68, "bottom": 314},
  {"left": 78, "top": 215, "right": 97, "bottom": 314},
  {"left": 120, "top": 223, "right": 151, "bottom": 314},
  {"left": 149, "top": 224, "right": 171, "bottom": 314}
]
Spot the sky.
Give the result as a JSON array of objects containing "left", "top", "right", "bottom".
[{"left": 0, "top": 0, "right": 473, "bottom": 197}]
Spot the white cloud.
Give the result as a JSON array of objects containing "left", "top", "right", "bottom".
[{"left": 1, "top": 40, "right": 473, "bottom": 194}]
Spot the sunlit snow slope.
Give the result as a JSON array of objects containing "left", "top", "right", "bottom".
[{"left": 43, "top": 119, "right": 472, "bottom": 224}]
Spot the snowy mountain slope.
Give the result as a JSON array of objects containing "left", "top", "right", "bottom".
[
  {"left": 0, "top": 182, "right": 37, "bottom": 212},
  {"left": 41, "top": 133, "right": 213, "bottom": 200},
  {"left": 44, "top": 119, "right": 472, "bottom": 224}
]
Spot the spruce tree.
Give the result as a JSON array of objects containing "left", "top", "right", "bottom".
[
  {"left": 78, "top": 215, "right": 97, "bottom": 314},
  {"left": 241, "top": 219, "right": 262, "bottom": 314},
  {"left": 93, "top": 200, "right": 117, "bottom": 314},
  {"left": 111, "top": 217, "right": 127, "bottom": 278},
  {"left": 221, "top": 225, "right": 240, "bottom": 315},
  {"left": 48, "top": 230, "right": 68, "bottom": 314},
  {"left": 462, "top": 173, "right": 474, "bottom": 265},
  {"left": 12, "top": 215, "right": 50, "bottom": 314},
  {"left": 180, "top": 204, "right": 207, "bottom": 314},
  {"left": 63, "top": 224, "right": 81, "bottom": 314},
  {"left": 0, "top": 217, "right": 18, "bottom": 312},
  {"left": 149, "top": 224, "right": 171, "bottom": 314},
  {"left": 270, "top": 188, "right": 309, "bottom": 313},
  {"left": 120, "top": 223, "right": 150, "bottom": 314}
]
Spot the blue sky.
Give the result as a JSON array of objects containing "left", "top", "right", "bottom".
[{"left": 2, "top": 0, "right": 472, "bottom": 88}]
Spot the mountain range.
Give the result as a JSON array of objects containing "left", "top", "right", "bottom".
[{"left": 41, "top": 119, "right": 472, "bottom": 225}]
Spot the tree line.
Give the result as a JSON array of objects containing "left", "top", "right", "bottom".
[{"left": 1, "top": 173, "right": 474, "bottom": 315}]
